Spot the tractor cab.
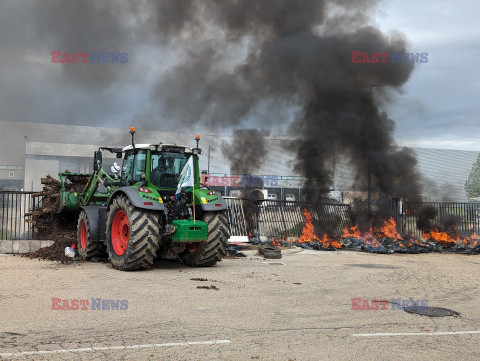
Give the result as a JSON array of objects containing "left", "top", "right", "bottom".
[{"left": 119, "top": 143, "right": 200, "bottom": 195}]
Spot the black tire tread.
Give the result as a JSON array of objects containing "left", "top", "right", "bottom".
[
  {"left": 258, "top": 245, "right": 279, "bottom": 255},
  {"left": 77, "top": 210, "right": 105, "bottom": 260},
  {"left": 263, "top": 250, "right": 282, "bottom": 259},
  {"left": 106, "top": 195, "right": 161, "bottom": 271},
  {"left": 180, "top": 212, "right": 229, "bottom": 267}
]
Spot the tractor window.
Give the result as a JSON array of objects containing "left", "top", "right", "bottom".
[
  {"left": 121, "top": 150, "right": 146, "bottom": 185},
  {"left": 150, "top": 152, "right": 190, "bottom": 188}
]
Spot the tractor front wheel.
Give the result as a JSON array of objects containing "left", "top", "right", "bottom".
[
  {"left": 106, "top": 195, "right": 161, "bottom": 271},
  {"left": 180, "top": 211, "right": 229, "bottom": 267},
  {"left": 77, "top": 210, "right": 105, "bottom": 260}
]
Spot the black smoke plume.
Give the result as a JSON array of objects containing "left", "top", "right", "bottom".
[
  {"left": 222, "top": 128, "right": 269, "bottom": 207},
  {"left": 144, "top": 1, "right": 423, "bottom": 202},
  {"left": 416, "top": 205, "right": 438, "bottom": 232},
  {"left": 19, "top": 1, "right": 422, "bottom": 202},
  {"left": 222, "top": 128, "right": 270, "bottom": 175},
  {"left": 416, "top": 205, "right": 461, "bottom": 235}
]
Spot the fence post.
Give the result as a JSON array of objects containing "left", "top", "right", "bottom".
[{"left": 279, "top": 201, "right": 287, "bottom": 240}]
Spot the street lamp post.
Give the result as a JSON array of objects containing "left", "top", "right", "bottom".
[
  {"left": 368, "top": 84, "right": 381, "bottom": 217},
  {"left": 207, "top": 145, "right": 214, "bottom": 174}
]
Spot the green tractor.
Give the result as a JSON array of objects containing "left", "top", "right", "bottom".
[{"left": 57, "top": 127, "right": 229, "bottom": 271}]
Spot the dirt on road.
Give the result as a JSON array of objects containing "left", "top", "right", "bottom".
[{"left": 1, "top": 250, "right": 479, "bottom": 360}]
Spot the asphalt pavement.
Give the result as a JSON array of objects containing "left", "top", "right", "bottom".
[{"left": 0, "top": 250, "right": 479, "bottom": 360}]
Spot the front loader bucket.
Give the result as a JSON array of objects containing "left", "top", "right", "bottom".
[
  {"left": 56, "top": 190, "right": 81, "bottom": 213},
  {"left": 55, "top": 172, "right": 90, "bottom": 213}
]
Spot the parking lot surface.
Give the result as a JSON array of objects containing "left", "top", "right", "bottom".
[{"left": 0, "top": 250, "right": 479, "bottom": 360}]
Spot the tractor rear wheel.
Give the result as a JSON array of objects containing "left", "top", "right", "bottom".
[
  {"left": 77, "top": 210, "right": 105, "bottom": 260},
  {"left": 106, "top": 195, "right": 161, "bottom": 271},
  {"left": 180, "top": 211, "right": 229, "bottom": 267}
]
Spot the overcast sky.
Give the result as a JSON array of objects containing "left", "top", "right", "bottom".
[
  {"left": 376, "top": 0, "right": 480, "bottom": 150},
  {"left": 0, "top": 0, "right": 479, "bottom": 151}
]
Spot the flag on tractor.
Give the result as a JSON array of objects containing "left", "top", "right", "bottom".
[{"left": 176, "top": 155, "right": 194, "bottom": 194}]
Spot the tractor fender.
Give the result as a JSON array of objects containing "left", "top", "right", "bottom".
[
  {"left": 81, "top": 205, "right": 108, "bottom": 242},
  {"left": 109, "top": 187, "right": 166, "bottom": 211},
  {"left": 200, "top": 194, "right": 228, "bottom": 211}
]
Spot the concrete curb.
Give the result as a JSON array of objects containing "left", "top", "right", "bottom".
[{"left": 0, "top": 240, "right": 54, "bottom": 254}]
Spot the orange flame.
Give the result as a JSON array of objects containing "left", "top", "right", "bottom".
[
  {"left": 422, "top": 228, "right": 480, "bottom": 247},
  {"left": 284, "top": 208, "right": 480, "bottom": 251},
  {"left": 271, "top": 236, "right": 285, "bottom": 247},
  {"left": 466, "top": 233, "right": 479, "bottom": 246},
  {"left": 341, "top": 217, "right": 402, "bottom": 248},
  {"left": 342, "top": 217, "right": 480, "bottom": 248},
  {"left": 342, "top": 225, "right": 361, "bottom": 239},
  {"left": 381, "top": 217, "right": 402, "bottom": 242},
  {"left": 422, "top": 229, "right": 458, "bottom": 246},
  {"left": 299, "top": 209, "right": 342, "bottom": 249}
]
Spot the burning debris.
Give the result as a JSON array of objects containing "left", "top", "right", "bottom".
[
  {"left": 288, "top": 209, "right": 342, "bottom": 250},
  {"left": 268, "top": 208, "right": 480, "bottom": 254},
  {"left": 415, "top": 204, "right": 468, "bottom": 245}
]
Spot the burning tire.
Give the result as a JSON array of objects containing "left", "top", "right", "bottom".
[
  {"left": 106, "top": 195, "right": 161, "bottom": 271},
  {"left": 180, "top": 211, "right": 229, "bottom": 267},
  {"left": 77, "top": 210, "right": 105, "bottom": 260}
]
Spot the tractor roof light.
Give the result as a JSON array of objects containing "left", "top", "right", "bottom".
[
  {"left": 195, "top": 134, "right": 200, "bottom": 149},
  {"left": 130, "top": 126, "right": 136, "bottom": 148}
]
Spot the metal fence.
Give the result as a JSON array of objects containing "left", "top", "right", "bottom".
[
  {"left": 3, "top": 189, "right": 480, "bottom": 241},
  {"left": 401, "top": 202, "right": 480, "bottom": 238},
  {"left": 226, "top": 198, "right": 480, "bottom": 240},
  {"left": 0, "top": 191, "right": 41, "bottom": 240},
  {"left": 224, "top": 197, "right": 352, "bottom": 239}
]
